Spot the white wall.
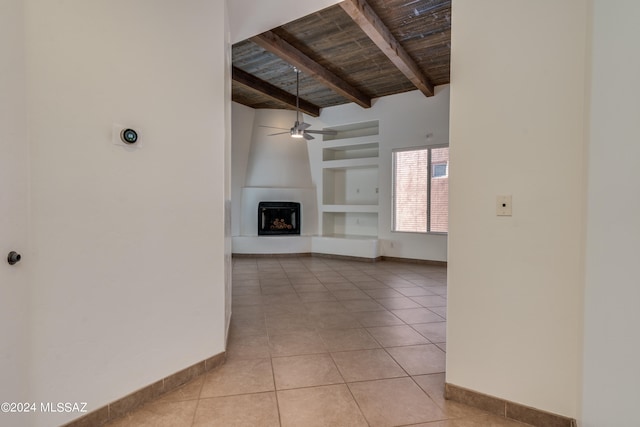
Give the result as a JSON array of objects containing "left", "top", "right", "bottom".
[
  {"left": 231, "top": 102, "right": 256, "bottom": 236},
  {"left": 245, "top": 109, "right": 315, "bottom": 188},
  {"left": 447, "top": 0, "right": 587, "bottom": 418},
  {"left": 228, "top": 0, "right": 342, "bottom": 43},
  {"left": 24, "top": 1, "right": 228, "bottom": 425},
  {"left": 0, "top": 1, "right": 30, "bottom": 424},
  {"left": 315, "top": 88, "right": 450, "bottom": 261},
  {"left": 224, "top": 0, "right": 234, "bottom": 345},
  {"left": 582, "top": 1, "right": 640, "bottom": 425}
]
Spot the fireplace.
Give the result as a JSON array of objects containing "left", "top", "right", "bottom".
[{"left": 258, "top": 202, "right": 301, "bottom": 236}]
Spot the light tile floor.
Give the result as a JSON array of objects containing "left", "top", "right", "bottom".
[{"left": 106, "top": 256, "right": 530, "bottom": 427}]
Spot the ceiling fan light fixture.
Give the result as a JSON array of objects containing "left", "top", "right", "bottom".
[{"left": 290, "top": 129, "right": 304, "bottom": 138}]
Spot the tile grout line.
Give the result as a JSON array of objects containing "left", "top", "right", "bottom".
[
  {"left": 189, "top": 371, "right": 208, "bottom": 427},
  {"left": 263, "top": 266, "right": 283, "bottom": 427}
]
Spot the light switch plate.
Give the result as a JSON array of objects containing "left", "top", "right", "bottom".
[{"left": 496, "top": 195, "right": 512, "bottom": 216}]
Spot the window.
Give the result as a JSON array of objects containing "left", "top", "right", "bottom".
[
  {"left": 432, "top": 163, "right": 447, "bottom": 178},
  {"left": 393, "top": 146, "right": 449, "bottom": 233}
]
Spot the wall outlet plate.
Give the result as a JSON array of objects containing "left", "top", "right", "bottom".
[{"left": 496, "top": 195, "right": 512, "bottom": 216}]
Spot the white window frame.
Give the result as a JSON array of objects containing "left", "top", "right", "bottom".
[{"left": 392, "top": 144, "right": 449, "bottom": 234}]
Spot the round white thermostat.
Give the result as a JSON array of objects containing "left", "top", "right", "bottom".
[{"left": 120, "top": 128, "right": 138, "bottom": 144}]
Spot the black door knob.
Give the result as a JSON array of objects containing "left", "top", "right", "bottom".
[{"left": 7, "top": 251, "right": 21, "bottom": 265}]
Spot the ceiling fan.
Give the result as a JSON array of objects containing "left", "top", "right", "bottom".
[{"left": 261, "top": 68, "right": 337, "bottom": 141}]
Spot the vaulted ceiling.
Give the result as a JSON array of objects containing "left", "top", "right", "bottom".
[{"left": 231, "top": 0, "right": 451, "bottom": 117}]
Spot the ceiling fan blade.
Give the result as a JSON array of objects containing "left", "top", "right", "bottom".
[
  {"left": 298, "top": 122, "right": 311, "bottom": 130},
  {"left": 268, "top": 131, "right": 290, "bottom": 136},
  {"left": 303, "top": 132, "right": 314, "bottom": 141},
  {"left": 305, "top": 129, "right": 338, "bottom": 135},
  {"left": 260, "top": 125, "right": 289, "bottom": 130}
]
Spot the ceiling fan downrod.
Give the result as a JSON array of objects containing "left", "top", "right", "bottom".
[
  {"left": 295, "top": 67, "right": 301, "bottom": 125},
  {"left": 261, "top": 66, "right": 337, "bottom": 140}
]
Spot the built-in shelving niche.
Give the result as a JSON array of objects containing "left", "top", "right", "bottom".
[
  {"left": 322, "top": 120, "right": 379, "bottom": 142},
  {"left": 320, "top": 120, "right": 380, "bottom": 240}
]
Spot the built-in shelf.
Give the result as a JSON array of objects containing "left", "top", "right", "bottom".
[
  {"left": 322, "top": 138, "right": 380, "bottom": 161},
  {"left": 313, "top": 235, "right": 379, "bottom": 259},
  {"left": 322, "top": 204, "right": 378, "bottom": 213},
  {"left": 323, "top": 157, "right": 378, "bottom": 169},
  {"left": 322, "top": 120, "right": 379, "bottom": 141},
  {"left": 319, "top": 233, "right": 378, "bottom": 240},
  {"left": 322, "top": 212, "right": 378, "bottom": 238}
]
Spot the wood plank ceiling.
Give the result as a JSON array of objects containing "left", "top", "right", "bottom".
[{"left": 232, "top": 0, "right": 451, "bottom": 117}]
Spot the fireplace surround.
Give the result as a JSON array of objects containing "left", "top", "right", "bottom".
[{"left": 258, "top": 202, "right": 301, "bottom": 236}]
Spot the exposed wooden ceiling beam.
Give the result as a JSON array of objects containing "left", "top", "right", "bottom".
[
  {"left": 232, "top": 66, "right": 321, "bottom": 117},
  {"left": 339, "top": 0, "right": 435, "bottom": 97},
  {"left": 250, "top": 31, "right": 372, "bottom": 108}
]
